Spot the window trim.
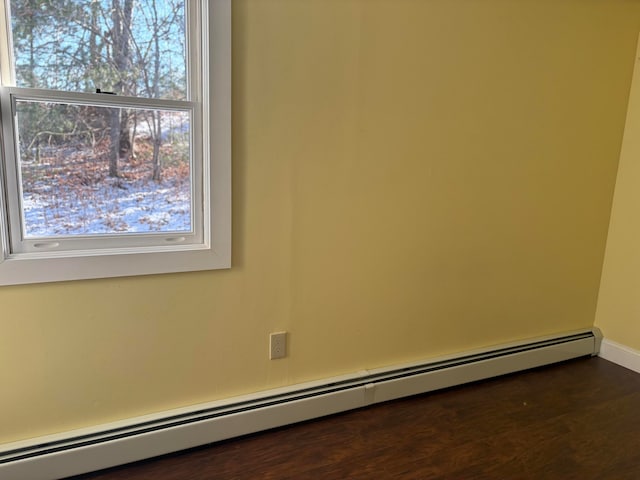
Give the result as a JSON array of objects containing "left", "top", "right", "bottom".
[{"left": 0, "top": 0, "right": 231, "bottom": 285}]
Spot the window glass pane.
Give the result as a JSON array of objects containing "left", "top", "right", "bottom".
[
  {"left": 9, "top": 0, "right": 187, "bottom": 100},
  {"left": 15, "top": 99, "right": 192, "bottom": 238}
]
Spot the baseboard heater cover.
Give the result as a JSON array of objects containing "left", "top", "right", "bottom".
[{"left": 0, "top": 328, "right": 602, "bottom": 480}]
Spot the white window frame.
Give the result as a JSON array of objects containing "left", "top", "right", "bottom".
[{"left": 0, "top": 0, "right": 231, "bottom": 285}]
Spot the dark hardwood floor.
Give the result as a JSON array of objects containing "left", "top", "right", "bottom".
[{"left": 68, "top": 357, "right": 640, "bottom": 480}]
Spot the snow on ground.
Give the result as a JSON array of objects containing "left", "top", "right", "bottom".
[{"left": 22, "top": 176, "right": 192, "bottom": 238}]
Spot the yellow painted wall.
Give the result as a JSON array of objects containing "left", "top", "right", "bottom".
[
  {"left": 1, "top": 0, "right": 639, "bottom": 444},
  {"left": 595, "top": 36, "right": 640, "bottom": 351}
]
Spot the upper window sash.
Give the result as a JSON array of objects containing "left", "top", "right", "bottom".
[{"left": 1, "top": 1, "right": 203, "bottom": 102}]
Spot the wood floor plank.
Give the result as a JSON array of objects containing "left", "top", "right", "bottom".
[{"left": 67, "top": 357, "right": 640, "bottom": 480}]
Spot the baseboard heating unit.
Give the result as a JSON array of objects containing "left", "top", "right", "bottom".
[{"left": 0, "top": 328, "right": 602, "bottom": 480}]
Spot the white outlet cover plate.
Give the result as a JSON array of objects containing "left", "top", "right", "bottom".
[{"left": 270, "top": 332, "right": 287, "bottom": 359}]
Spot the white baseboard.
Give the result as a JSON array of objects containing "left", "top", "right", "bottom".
[
  {"left": 598, "top": 339, "right": 640, "bottom": 374},
  {"left": 0, "top": 328, "right": 601, "bottom": 480}
]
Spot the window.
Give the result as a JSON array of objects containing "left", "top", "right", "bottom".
[{"left": 0, "top": 0, "right": 230, "bottom": 285}]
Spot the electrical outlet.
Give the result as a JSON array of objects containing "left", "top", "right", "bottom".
[{"left": 270, "top": 332, "right": 287, "bottom": 360}]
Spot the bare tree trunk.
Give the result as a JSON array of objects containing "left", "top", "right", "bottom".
[
  {"left": 152, "top": 111, "right": 162, "bottom": 182},
  {"left": 89, "top": 1, "right": 99, "bottom": 90},
  {"left": 108, "top": 0, "right": 135, "bottom": 177},
  {"left": 118, "top": 0, "right": 134, "bottom": 161},
  {"left": 109, "top": 108, "right": 119, "bottom": 177},
  {"left": 150, "top": 0, "right": 162, "bottom": 181}
]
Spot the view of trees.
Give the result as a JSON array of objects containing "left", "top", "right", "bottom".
[{"left": 8, "top": 0, "right": 193, "bottom": 236}]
